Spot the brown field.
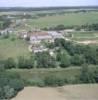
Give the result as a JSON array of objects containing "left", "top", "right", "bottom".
[{"left": 12, "top": 84, "right": 98, "bottom": 100}]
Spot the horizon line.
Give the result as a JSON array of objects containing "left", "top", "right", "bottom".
[{"left": 0, "top": 5, "right": 98, "bottom": 8}]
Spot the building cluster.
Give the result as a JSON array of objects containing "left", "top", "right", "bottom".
[
  {"left": 18, "top": 30, "right": 64, "bottom": 53},
  {"left": 19, "top": 30, "right": 64, "bottom": 43}
]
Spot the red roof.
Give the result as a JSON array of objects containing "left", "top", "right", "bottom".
[{"left": 29, "top": 31, "right": 49, "bottom": 36}]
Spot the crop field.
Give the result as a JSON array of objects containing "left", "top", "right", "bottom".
[
  {"left": 27, "top": 12, "right": 98, "bottom": 28},
  {"left": 71, "top": 31, "right": 98, "bottom": 41},
  {"left": 0, "top": 36, "right": 30, "bottom": 59}
]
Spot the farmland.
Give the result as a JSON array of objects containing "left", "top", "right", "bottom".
[
  {"left": 0, "top": 36, "right": 30, "bottom": 59},
  {"left": 71, "top": 31, "right": 98, "bottom": 41},
  {"left": 8, "top": 65, "right": 98, "bottom": 84},
  {"left": 1, "top": 7, "right": 98, "bottom": 100},
  {"left": 12, "top": 84, "right": 98, "bottom": 100},
  {"left": 27, "top": 12, "right": 98, "bottom": 28}
]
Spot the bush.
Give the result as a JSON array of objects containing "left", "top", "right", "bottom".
[
  {"left": 57, "top": 51, "right": 71, "bottom": 68},
  {"left": 79, "top": 64, "right": 96, "bottom": 83},
  {"left": 2, "top": 33, "right": 10, "bottom": 39},
  {"left": 4, "top": 58, "right": 16, "bottom": 69},
  {"left": 27, "top": 78, "right": 45, "bottom": 87},
  {"left": 17, "top": 56, "right": 34, "bottom": 69},
  {"left": 9, "top": 79, "right": 24, "bottom": 91},
  {"left": 71, "top": 54, "right": 85, "bottom": 66},
  {"left": 0, "top": 71, "right": 24, "bottom": 99},
  {"left": 36, "top": 52, "right": 57, "bottom": 68},
  {"left": 44, "top": 75, "right": 65, "bottom": 86},
  {"left": 10, "top": 37, "right": 16, "bottom": 41}
]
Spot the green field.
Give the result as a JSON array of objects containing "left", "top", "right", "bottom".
[
  {"left": 27, "top": 12, "right": 98, "bottom": 28},
  {"left": 71, "top": 31, "right": 98, "bottom": 41},
  {"left": 73, "top": 32, "right": 95, "bottom": 38},
  {"left": 8, "top": 65, "right": 98, "bottom": 83},
  {"left": 0, "top": 36, "right": 30, "bottom": 59}
]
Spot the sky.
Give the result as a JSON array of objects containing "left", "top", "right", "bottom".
[{"left": 0, "top": 0, "right": 98, "bottom": 7}]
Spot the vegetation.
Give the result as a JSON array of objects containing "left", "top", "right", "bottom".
[
  {"left": 0, "top": 38, "right": 98, "bottom": 69},
  {"left": 35, "top": 52, "right": 56, "bottom": 68},
  {"left": 1, "top": 8, "right": 98, "bottom": 99},
  {"left": 0, "top": 35, "right": 30, "bottom": 59},
  {"left": 0, "top": 16, "right": 11, "bottom": 29},
  {"left": 7, "top": 65, "right": 98, "bottom": 87},
  {"left": 0, "top": 70, "right": 24, "bottom": 99},
  {"left": 28, "top": 12, "right": 98, "bottom": 29}
]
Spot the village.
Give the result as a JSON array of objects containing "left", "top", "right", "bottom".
[
  {"left": 0, "top": 5, "right": 98, "bottom": 100},
  {"left": 18, "top": 29, "right": 66, "bottom": 53},
  {"left": 0, "top": 26, "right": 73, "bottom": 54}
]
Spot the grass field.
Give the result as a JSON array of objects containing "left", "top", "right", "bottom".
[
  {"left": 27, "top": 12, "right": 98, "bottom": 28},
  {"left": 8, "top": 65, "right": 98, "bottom": 83},
  {"left": 73, "top": 32, "right": 95, "bottom": 38},
  {"left": 71, "top": 31, "right": 98, "bottom": 41},
  {"left": 0, "top": 36, "right": 30, "bottom": 59}
]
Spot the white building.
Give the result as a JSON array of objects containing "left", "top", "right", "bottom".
[
  {"left": 29, "top": 31, "right": 53, "bottom": 44},
  {"left": 32, "top": 46, "right": 48, "bottom": 53},
  {"left": 48, "top": 31, "right": 64, "bottom": 39}
]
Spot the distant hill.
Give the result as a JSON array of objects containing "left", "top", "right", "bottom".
[{"left": 0, "top": 6, "right": 98, "bottom": 12}]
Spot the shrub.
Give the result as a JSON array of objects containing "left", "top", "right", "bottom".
[
  {"left": 71, "top": 54, "right": 85, "bottom": 66},
  {"left": 4, "top": 58, "right": 16, "bottom": 69},
  {"left": 17, "top": 56, "right": 34, "bottom": 69},
  {"left": 44, "top": 75, "right": 65, "bottom": 86},
  {"left": 27, "top": 78, "right": 45, "bottom": 87},
  {"left": 0, "top": 71, "right": 24, "bottom": 99}
]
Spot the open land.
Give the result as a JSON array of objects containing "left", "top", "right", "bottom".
[{"left": 12, "top": 84, "right": 98, "bottom": 100}]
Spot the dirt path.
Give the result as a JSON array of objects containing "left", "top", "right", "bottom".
[
  {"left": 76, "top": 40, "right": 98, "bottom": 45},
  {"left": 12, "top": 84, "right": 98, "bottom": 100}
]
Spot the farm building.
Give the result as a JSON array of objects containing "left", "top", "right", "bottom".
[
  {"left": 18, "top": 30, "right": 28, "bottom": 39},
  {"left": 29, "top": 31, "right": 54, "bottom": 44},
  {"left": 48, "top": 31, "right": 64, "bottom": 39},
  {"left": 29, "top": 31, "right": 64, "bottom": 44}
]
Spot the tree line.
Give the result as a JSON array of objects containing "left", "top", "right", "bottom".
[
  {"left": 42, "top": 23, "right": 98, "bottom": 31},
  {"left": 0, "top": 70, "right": 24, "bottom": 100},
  {"left": 0, "top": 39, "right": 98, "bottom": 69},
  {"left": 0, "top": 63, "right": 98, "bottom": 99},
  {"left": 0, "top": 16, "right": 11, "bottom": 29}
]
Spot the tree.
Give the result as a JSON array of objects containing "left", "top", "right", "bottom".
[
  {"left": 44, "top": 75, "right": 65, "bottom": 86},
  {"left": 17, "top": 56, "right": 34, "bottom": 69},
  {"left": 84, "top": 46, "right": 97, "bottom": 64},
  {"left": 3, "top": 86, "right": 15, "bottom": 99},
  {"left": 0, "top": 71, "right": 24, "bottom": 99},
  {"left": 4, "top": 58, "right": 16, "bottom": 69},
  {"left": 71, "top": 54, "right": 85, "bottom": 66},
  {"left": 9, "top": 79, "right": 24, "bottom": 91},
  {"left": 55, "top": 24, "right": 65, "bottom": 30},
  {"left": 54, "top": 38, "right": 65, "bottom": 47},
  {"left": 79, "top": 64, "right": 95, "bottom": 83},
  {"left": 94, "top": 68, "right": 98, "bottom": 83},
  {"left": 57, "top": 50, "right": 71, "bottom": 68},
  {"left": 36, "top": 52, "right": 56, "bottom": 68}
]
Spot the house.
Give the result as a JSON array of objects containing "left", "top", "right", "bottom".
[
  {"left": 29, "top": 31, "right": 53, "bottom": 44},
  {"left": 32, "top": 45, "right": 48, "bottom": 53},
  {"left": 29, "top": 31, "right": 65, "bottom": 44},
  {"left": 64, "top": 29, "right": 75, "bottom": 32},
  {"left": 48, "top": 31, "right": 64, "bottom": 39},
  {"left": 18, "top": 30, "right": 28, "bottom": 39}
]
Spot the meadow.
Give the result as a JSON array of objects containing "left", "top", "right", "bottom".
[
  {"left": 27, "top": 12, "right": 98, "bottom": 28},
  {"left": 0, "top": 35, "right": 30, "bottom": 59},
  {"left": 8, "top": 65, "right": 98, "bottom": 84},
  {"left": 71, "top": 31, "right": 98, "bottom": 41}
]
